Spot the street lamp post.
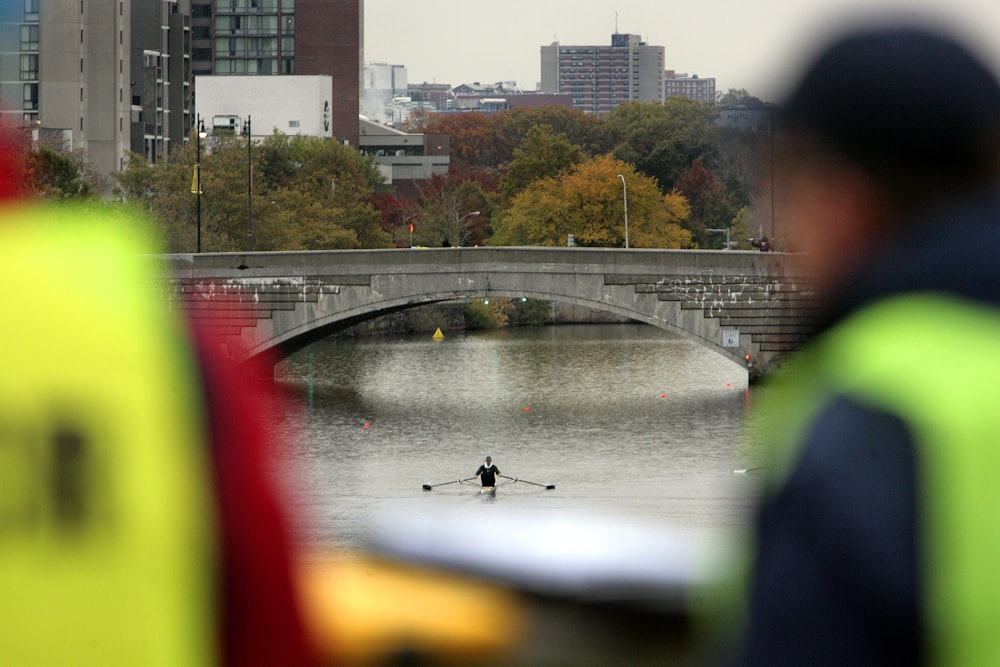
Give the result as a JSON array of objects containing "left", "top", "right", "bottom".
[
  {"left": 242, "top": 115, "right": 253, "bottom": 251},
  {"left": 706, "top": 227, "right": 731, "bottom": 250},
  {"left": 457, "top": 210, "right": 481, "bottom": 245},
  {"left": 196, "top": 115, "right": 206, "bottom": 253},
  {"left": 617, "top": 174, "right": 629, "bottom": 249}
]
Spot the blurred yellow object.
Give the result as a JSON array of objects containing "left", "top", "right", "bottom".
[
  {"left": 300, "top": 553, "right": 525, "bottom": 665},
  {"left": 0, "top": 203, "right": 216, "bottom": 666}
]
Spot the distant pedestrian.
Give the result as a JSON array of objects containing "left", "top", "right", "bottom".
[{"left": 442, "top": 236, "right": 451, "bottom": 247}]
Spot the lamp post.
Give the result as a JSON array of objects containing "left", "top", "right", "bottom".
[
  {"left": 196, "top": 115, "right": 206, "bottom": 253},
  {"left": 617, "top": 174, "right": 629, "bottom": 249},
  {"left": 457, "top": 210, "right": 481, "bottom": 245},
  {"left": 403, "top": 213, "right": 419, "bottom": 247},
  {"left": 242, "top": 115, "right": 253, "bottom": 251},
  {"left": 706, "top": 227, "right": 731, "bottom": 250}
]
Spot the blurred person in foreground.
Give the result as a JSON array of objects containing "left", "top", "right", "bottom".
[
  {"left": 0, "top": 127, "right": 316, "bottom": 666},
  {"left": 718, "top": 22, "right": 1000, "bottom": 666}
]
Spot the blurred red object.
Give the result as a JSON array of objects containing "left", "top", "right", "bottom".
[
  {"left": 194, "top": 327, "right": 319, "bottom": 667},
  {"left": 0, "top": 122, "right": 26, "bottom": 202}
]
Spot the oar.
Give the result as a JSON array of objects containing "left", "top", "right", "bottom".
[
  {"left": 422, "top": 477, "right": 476, "bottom": 491},
  {"left": 499, "top": 474, "right": 555, "bottom": 490},
  {"left": 733, "top": 466, "right": 772, "bottom": 475}
]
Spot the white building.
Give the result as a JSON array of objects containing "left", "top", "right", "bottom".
[{"left": 194, "top": 75, "right": 333, "bottom": 139}]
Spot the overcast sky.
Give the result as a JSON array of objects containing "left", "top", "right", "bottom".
[{"left": 364, "top": 0, "right": 1000, "bottom": 101}]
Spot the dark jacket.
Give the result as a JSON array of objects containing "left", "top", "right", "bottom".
[{"left": 731, "top": 194, "right": 1000, "bottom": 665}]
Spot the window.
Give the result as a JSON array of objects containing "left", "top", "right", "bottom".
[
  {"left": 20, "top": 54, "right": 38, "bottom": 81},
  {"left": 22, "top": 83, "right": 38, "bottom": 110},
  {"left": 20, "top": 25, "right": 39, "bottom": 51},
  {"left": 24, "top": 0, "right": 39, "bottom": 21}
]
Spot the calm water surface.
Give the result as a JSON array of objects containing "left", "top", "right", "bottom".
[{"left": 273, "top": 323, "right": 758, "bottom": 554}]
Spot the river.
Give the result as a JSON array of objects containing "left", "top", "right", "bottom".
[{"left": 273, "top": 323, "right": 758, "bottom": 555}]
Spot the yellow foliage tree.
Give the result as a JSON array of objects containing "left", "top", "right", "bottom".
[{"left": 490, "top": 154, "right": 693, "bottom": 248}]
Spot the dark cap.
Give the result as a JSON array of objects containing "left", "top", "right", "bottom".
[{"left": 780, "top": 24, "right": 1000, "bottom": 175}]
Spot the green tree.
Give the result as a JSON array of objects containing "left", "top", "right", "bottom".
[
  {"left": 498, "top": 125, "right": 584, "bottom": 200},
  {"left": 605, "top": 98, "right": 718, "bottom": 192},
  {"left": 25, "top": 146, "right": 103, "bottom": 199},
  {"left": 115, "top": 132, "right": 391, "bottom": 252},
  {"left": 497, "top": 106, "right": 610, "bottom": 158},
  {"left": 410, "top": 173, "right": 492, "bottom": 246},
  {"left": 490, "top": 154, "right": 693, "bottom": 248}
]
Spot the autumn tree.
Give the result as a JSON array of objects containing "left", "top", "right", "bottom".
[
  {"left": 674, "top": 158, "right": 737, "bottom": 246},
  {"left": 490, "top": 154, "right": 692, "bottom": 248},
  {"left": 423, "top": 112, "right": 505, "bottom": 171}
]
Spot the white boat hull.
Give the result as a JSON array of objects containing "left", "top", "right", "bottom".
[{"left": 480, "top": 486, "right": 497, "bottom": 496}]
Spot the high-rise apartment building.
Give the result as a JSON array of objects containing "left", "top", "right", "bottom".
[
  {"left": 191, "top": 0, "right": 361, "bottom": 147},
  {"left": 540, "top": 33, "right": 665, "bottom": 114},
  {"left": 0, "top": 0, "right": 190, "bottom": 174},
  {"left": 131, "top": 1, "right": 193, "bottom": 166}
]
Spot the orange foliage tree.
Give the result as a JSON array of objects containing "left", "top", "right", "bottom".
[{"left": 490, "top": 154, "right": 693, "bottom": 248}]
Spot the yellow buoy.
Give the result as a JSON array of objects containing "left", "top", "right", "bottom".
[{"left": 432, "top": 328, "right": 445, "bottom": 340}]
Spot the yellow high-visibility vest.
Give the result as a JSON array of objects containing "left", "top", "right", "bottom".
[
  {"left": 0, "top": 203, "right": 217, "bottom": 666},
  {"left": 751, "top": 292, "right": 1000, "bottom": 666}
]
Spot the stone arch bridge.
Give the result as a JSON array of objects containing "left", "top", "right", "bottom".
[{"left": 160, "top": 247, "right": 816, "bottom": 378}]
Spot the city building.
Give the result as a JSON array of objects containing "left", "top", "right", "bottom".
[
  {"left": 0, "top": 0, "right": 190, "bottom": 174},
  {"left": 540, "top": 33, "right": 665, "bottom": 114},
  {"left": 191, "top": 0, "right": 361, "bottom": 148},
  {"left": 195, "top": 74, "right": 332, "bottom": 138},
  {"left": 131, "top": 1, "right": 194, "bottom": 166},
  {"left": 359, "top": 116, "right": 449, "bottom": 196},
  {"left": 452, "top": 92, "right": 572, "bottom": 112},
  {"left": 362, "top": 62, "right": 406, "bottom": 123},
  {"left": 716, "top": 107, "right": 773, "bottom": 133},
  {"left": 406, "top": 82, "right": 453, "bottom": 111},
  {"left": 664, "top": 71, "right": 715, "bottom": 104}
]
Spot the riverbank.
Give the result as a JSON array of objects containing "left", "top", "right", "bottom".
[{"left": 331, "top": 299, "right": 634, "bottom": 339}]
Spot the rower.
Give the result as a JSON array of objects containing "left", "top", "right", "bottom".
[{"left": 475, "top": 456, "right": 500, "bottom": 489}]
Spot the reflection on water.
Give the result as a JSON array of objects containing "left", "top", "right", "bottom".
[{"left": 274, "top": 324, "right": 756, "bottom": 551}]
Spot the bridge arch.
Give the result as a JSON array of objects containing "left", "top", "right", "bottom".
[{"left": 164, "top": 247, "right": 813, "bottom": 378}]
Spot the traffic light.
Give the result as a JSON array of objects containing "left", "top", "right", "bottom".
[{"left": 744, "top": 354, "right": 753, "bottom": 369}]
